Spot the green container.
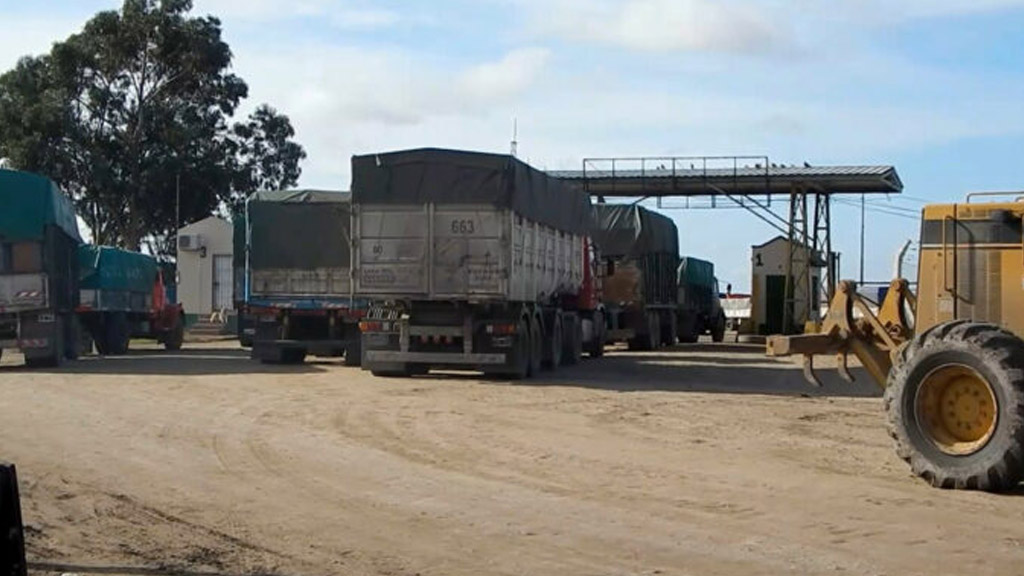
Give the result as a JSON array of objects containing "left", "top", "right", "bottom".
[
  {"left": 679, "top": 256, "right": 715, "bottom": 288},
  {"left": 0, "top": 169, "right": 81, "bottom": 242},
  {"left": 78, "top": 245, "right": 158, "bottom": 294}
]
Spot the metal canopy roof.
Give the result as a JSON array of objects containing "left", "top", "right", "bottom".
[{"left": 550, "top": 162, "right": 903, "bottom": 197}]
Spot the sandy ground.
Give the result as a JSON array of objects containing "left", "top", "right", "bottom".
[{"left": 1, "top": 340, "right": 1023, "bottom": 576}]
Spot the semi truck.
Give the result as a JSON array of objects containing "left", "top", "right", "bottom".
[
  {"left": 591, "top": 204, "right": 679, "bottom": 350},
  {"left": 245, "top": 190, "right": 364, "bottom": 365},
  {"left": 354, "top": 148, "right": 604, "bottom": 378},
  {"left": 0, "top": 169, "right": 184, "bottom": 366},
  {"left": 676, "top": 256, "right": 726, "bottom": 342},
  {"left": 76, "top": 245, "right": 184, "bottom": 355},
  {"left": 0, "top": 169, "right": 81, "bottom": 367}
]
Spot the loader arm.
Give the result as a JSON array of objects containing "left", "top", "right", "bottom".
[{"left": 766, "top": 279, "right": 915, "bottom": 388}]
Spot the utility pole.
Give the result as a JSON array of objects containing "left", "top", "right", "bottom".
[{"left": 859, "top": 193, "right": 865, "bottom": 284}]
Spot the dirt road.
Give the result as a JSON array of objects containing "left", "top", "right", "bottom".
[{"left": 1, "top": 342, "right": 1022, "bottom": 576}]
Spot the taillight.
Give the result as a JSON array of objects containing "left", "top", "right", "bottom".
[
  {"left": 486, "top": 323, "right": 517, "bottom": 335},
  {"left": 359, "top": 321, "right": 383, "bottom": 332}
]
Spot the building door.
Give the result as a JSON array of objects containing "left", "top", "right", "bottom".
[
  {"left": 764, "top": 275, "right": 786, "bottom": 335},
  {"left": 212, "top": 255, "right": 233, "bottom": 312}
]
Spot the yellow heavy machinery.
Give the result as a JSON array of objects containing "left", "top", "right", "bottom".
[{"left": 768, "top": 194, "right": 1024, "bottom": 491}]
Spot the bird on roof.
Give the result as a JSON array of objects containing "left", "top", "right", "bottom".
[{"left": 804, "top": 161, "right": 811, "bottom": 168}]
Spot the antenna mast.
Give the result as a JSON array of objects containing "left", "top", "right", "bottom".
[{"left": 510, "top": 117, "right": 518, "bottom": 157}]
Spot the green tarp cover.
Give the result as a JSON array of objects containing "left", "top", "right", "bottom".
[
  {"left": 591, "top": 204, "right": 679, "bottom": 258},
  {"left": 78, "top": 245, "right": 157, "bottom": 293},
  {"left": 679, "top": 256, "right": 715, "bottom": 288},
  {"left": 352, "top": 148, "right": 593, "bottom": 235},
  {"left": 0, "top": 169, "right": 82, "bottom": 242},
  {"left": 247, "top": 189, "right": 351, "bottom": 270}
]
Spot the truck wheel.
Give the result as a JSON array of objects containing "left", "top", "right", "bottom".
[
  {"left": 544, "top": 314, "right": 563, "bottom": 370},
  {"left": 164, "top": 317, "right": 184, "bottom": 351},
  {"left": 586, "top": 311, "right": 605, "bottom": 358},
  {"left": 281, "top": 348, "right": 307, "bottom": 364},
  {"left": 104, "top": 312, "right": 130, "bottom": 355},
  {"left": 344, "top": 340, "right": 362, "bottom": 367},
  {"left": 885, "top": 321, "right": 1024, "bottom": 491},
  {"left": 711, "top": 312, "right": 727, "bottom": 343},
  {"left": 562, "top": 315, "right": 583, "bottom": 366},
  {"left": 661, "top": 311, "right": 678, "bottom": 346},
  {"left": 528, "top": 317, "right": 543, "bottom": 377}
]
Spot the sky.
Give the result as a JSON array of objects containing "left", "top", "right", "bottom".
[{"left": 3, "top": 0, "right": 1024, "bottom": 290}]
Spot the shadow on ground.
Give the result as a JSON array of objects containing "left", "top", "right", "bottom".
[
  {"left": 418, "top": 343, "right": 883, "bottom": 399},
  {"left": 0, "top": 347, "right": 328, "bottom": 376}
]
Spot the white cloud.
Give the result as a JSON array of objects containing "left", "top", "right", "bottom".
[
  {"left": 458, "top": 48, "right": 551, "bottom": 101},
  {"left": 527, "top": 0, "right": 785, "bottom": 54},
  {"left": 193, "top": 0, "right": 400, "bottom": 29}
]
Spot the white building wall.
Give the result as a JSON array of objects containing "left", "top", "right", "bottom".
[
  {"left": 176, "top": 217, "right": 233, "bottom": 316},
  {"left": 751, "top": 236, "right": 823, "bottom": 333}
]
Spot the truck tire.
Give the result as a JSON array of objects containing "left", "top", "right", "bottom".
[
  {"left": 164, "top": 317, "right": 184, "bottom": 351},
  {"left": 282, "top": 348, "right": 307, "bottom": 364},
  {"left": 104, "top": 312, "right": 130, "bottom": 355},
  {"left": 562, "top": 315, "right": 583, "bottom": 366},
  {"left": 586, "top": 311, "right": 605, "bottom": 358},
  {"left": 711, "top": 312, "right": 727, "bottom": 343},
  {"left": 885, "top": 321, "right": 1024, "bottom": 491},
  {"left": 344, "top": 339, "right": 362, "bottom": 367},
  {"left": 544, "top": 313, "right": 563, "bottom": 370},
  {"left": 528, "top": 316, "right": 543, "bottom": 377},
  {"left": 489, "top": 317, "right": 531, "bottom": 380},
  {"left": 661, "top": 311, "right": 678, "bottom": 347}
]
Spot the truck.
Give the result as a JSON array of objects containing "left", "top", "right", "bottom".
[
  {"left": 245, "top": 190, "right": 364, "bottom": 365},
  {"left": 76, "top": 245, "right": 184, "bottom": 355},
  {"left": 0, "top": 169, "right": 81, "bottom": 367},
  {"left": 0, "top": 169, "right": 184, "bottom": 366},
  {"left": 676, "top": 256, "right": 726, "bottom": 342},
  {"left": 354, "top": 148, "right": 604, "bottom": 378},
  {"left": 591, "top": 204, "right": 679, "bottom": 350}
]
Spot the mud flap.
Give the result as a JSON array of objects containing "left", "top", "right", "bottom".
[{"left": 0, "top": 462, "right": 27, "bottom": 576}]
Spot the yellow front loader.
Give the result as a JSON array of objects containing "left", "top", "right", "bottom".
[{"left": 769, "top": 196, "right": 1024, "bottom": 491}]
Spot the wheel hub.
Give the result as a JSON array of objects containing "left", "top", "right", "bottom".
[{"left": 916, "top": 364, "right": 998, "bottom": 456}]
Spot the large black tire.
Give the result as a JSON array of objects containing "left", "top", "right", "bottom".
[
  {"left": 544, "top": 313, "right": 563, "bottom": 370},
  {"left": 562, "top": 315, "right": 583, "bottom": 366},
  {"left": 164, "top": 317, "right": 184, "bottom": 351},
  {"left": 885, "top": 321, "right": 1024, "bottom": 491},
  {"left": 344, "top": 340, "right": 362, "bottom": 367},
  {"left": 104, "top": 312, "right": 130, "bottom": 356},
  {"left": 281, "top": 348, "right": 307, "bottom": 365},
  {"left": 661, "top": 311, "right": 678, "bottom": 346},
  {"left": 711, "top": 311, "right": 727, "bottom": 343},
  {"left": 26, "top": 317, "right": 64, "bottom": 368},
  {"left": 587, "top": 311, "right": 605, "bottom": 358},
  {"left": 528, "top": 316, "right": 542, "bottom": 377}
]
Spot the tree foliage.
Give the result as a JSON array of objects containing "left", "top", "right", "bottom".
[{"left": 0, "top": 0, "right": 306, "bottom": 253}]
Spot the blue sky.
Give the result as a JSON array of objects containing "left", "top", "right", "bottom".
[{"left": 3, "top": 0, "right": 1024, "bottom": 289}]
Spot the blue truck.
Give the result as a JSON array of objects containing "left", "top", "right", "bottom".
[
  {"left": 243, "top": 190, "right": 365, "bottom": 365},
  {"left": 0, "top": 169, "right": 183, "bottom": 367}
]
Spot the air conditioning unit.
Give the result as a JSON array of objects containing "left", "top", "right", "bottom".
[{"left": 178, "top": 234, "right": 204, "bottom": 251}]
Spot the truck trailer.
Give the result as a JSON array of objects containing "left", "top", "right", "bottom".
[
  {"left": 76, "top": 245, "right": 184, "bottom": 355},
  {"left": 0, "top": 169, "right": 184, "bottom": 366},
  {"left": 591, "top": 204, "right": 679, "bottom": 350},
  {"left": 246, "top": 190, "right": 364, "bottom": 365},
  {"left": 354, "top": 148, "right": 604, "bottom": 378},
  {"left": 676, "top": 256, "right": 726, "bottom": 342},
  {"left": 0, "top": 170, "right": 81, "bottom": 366}
]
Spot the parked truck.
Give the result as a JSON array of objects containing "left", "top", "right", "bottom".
[
  {"left": 76, "top": 245, "right": 184, "bottom": 355},
  {"left": 246, "top": 190, "right": 364, "bottom": 365},
  {"left": 591, "top": 204, "right": 679, "bottom": 350},
  {"left": 354, "top": 148, "right": 604, "bottom": 378},
  {"left": 0, "top": 169, "right": 81, "bottom": 367},
  {"left": 676, "top": 256, "right": 726, "bottom": 342},
  {"left": 0, "top": 169, "right": 184, "bottom": 366}
]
